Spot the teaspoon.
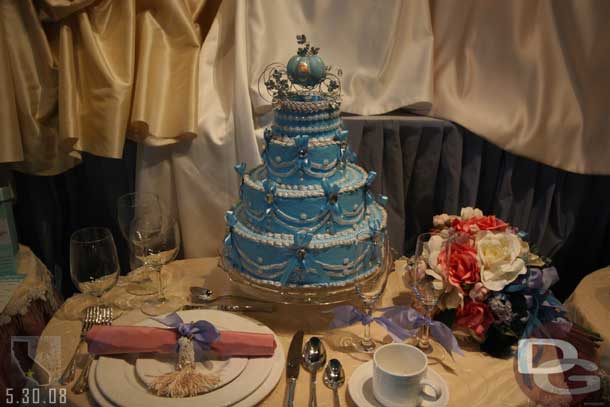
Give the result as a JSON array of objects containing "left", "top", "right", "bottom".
[
  {"left": 323, "top": 358, "right": 345, "bottom": 407},
  {"left": 302, "top": 337, "right": 327, "bottom": 407}
]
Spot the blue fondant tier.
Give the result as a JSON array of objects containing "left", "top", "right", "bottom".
[
  {"left": 224, "top": 202, "right": 387, "bottom": 287},
  {"left": 273, "top": 96, "right": 341, "bottom": 138},
  {"left": 263, "top": 134, "right": 341, "bottom": 184},
  {"left": 239, "top": 163, "right": 370, "bottom": 234}
]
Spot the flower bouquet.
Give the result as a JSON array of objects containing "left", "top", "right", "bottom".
[{"left": 412, "top": 207, "right": 600, "bottom": 357}]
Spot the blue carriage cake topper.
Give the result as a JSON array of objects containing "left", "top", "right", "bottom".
[{"left": 259, "top": 34, "right": 342, "bottom": 109}]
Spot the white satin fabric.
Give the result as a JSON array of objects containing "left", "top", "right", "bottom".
[
  {"left": 138, "top": 0, "right": 433, "bottom": 257},
  {"left": 138, "top": 0, "right": 610, "bottom": 257}
]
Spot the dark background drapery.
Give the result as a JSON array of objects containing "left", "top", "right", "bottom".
[
  {"left": 12, "top": 141, "right": 137, "bottom": 298},
  {"left": 11, "top": 117, "right": 610, "bottom": 301},
  {"left": 344, "top": 115, "right": 610, "bottom": 300}
]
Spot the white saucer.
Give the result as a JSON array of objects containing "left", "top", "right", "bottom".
[{"left": 348, "top": 361, "right": 449, "bottom": 407}]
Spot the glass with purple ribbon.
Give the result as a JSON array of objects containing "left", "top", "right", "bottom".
[{"left": 353, "top": 229, "right": 392, "bottom": 352}]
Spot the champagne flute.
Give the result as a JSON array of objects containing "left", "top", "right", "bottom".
[
  {"left": 353, "top": 229, "right": 392, "bottom": 353},
  {"left": 130, "top": 214, "right": 182, "bottom": 315},
  {"left": 406, "top": 232, "right": 449, "bottom": 358},
  {"left": 116, "top": 192, "right": 162, "bottom": 295},
  {"left": 70, "top": 227, "right": 120, "bottom": 310}
]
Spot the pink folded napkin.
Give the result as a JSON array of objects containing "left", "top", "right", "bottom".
[{"left": 85, "top": 325, "right": 276, "bottom": 357}]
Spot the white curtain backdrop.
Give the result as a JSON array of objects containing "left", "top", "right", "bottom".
[
  {"left": 137, "top": 0, "right": 610, "bottom": 258},
  {"left": 137, "top": 0, "right": 434, "bottom": 257}
]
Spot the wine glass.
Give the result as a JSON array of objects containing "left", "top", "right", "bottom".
[
  {"left": 353, "top": 229, "right": 393, "bottom": 353},
  {"left": 70, "top": 227, "right": 120, "bottom": 312},
  {"left": 130, "top": 213, "right": 182, "bottom": 315},
  {"left": 405, "top": 232, "right": 449, "bottom": 358},
  {"left": 117, "top": 192, "right": 162, "bottom": 295}
]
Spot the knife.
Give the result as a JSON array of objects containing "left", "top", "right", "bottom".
[
  {"left": 182, "top": 303, "right": 275, "bottom": 312},
  {"left": 285, "top": 330, "right": 304, "bottom": 407}
]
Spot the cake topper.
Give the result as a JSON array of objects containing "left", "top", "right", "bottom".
[{"left": 258, "top": 34, "right": 342, "bottom": 109}]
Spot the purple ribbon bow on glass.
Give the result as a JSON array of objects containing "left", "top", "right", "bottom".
[
  {"left": 153, "top": 312, "right": 221, "bottom": 360},
  {"left": 325, "top": 305, "right": 463, "bottom": 356}
]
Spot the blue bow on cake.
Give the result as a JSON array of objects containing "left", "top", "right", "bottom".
[
  {"left": 294, "top": 135, "right": 311, "bottom": 173},
  {"left": 261, "top": 129, "right": 273, "bottom": 165},
  {"left": 335, "top": 129, "right": 353, "bottom": 165},
  {"left": 223, "top": 211, "right": 241, "bottom": 268},
  {"left": 279, "top": 231, "right": 330, "bottom": 286},
  {"left": 261, "top": 179, "right": 277, "bottom": 221},
  {"left": 321, "top": 178, "right": 341, "bottom": 233}
]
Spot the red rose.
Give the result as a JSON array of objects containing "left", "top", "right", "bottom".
[
  {"left": 438, "top": 240, "right": 480, "bottom": 291},
  {"left": 451, "top": 218, "right": 471, "bottom": 234},
  {"left": 452, "top": 216, "right": 508, "bottom": 234},
  {"left": 468, "top": 215, "right": 508, "bottom": 232},
  {"left": 456, "top": 299, "right": 494, "bottom": 338}
]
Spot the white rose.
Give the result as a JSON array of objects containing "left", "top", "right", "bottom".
[
  {"left": 476, "top": 231, "right": 527, "bottom": 291},
  {"left": 460, "top": 207, "right": 484, "bottom": 220},
  {"left": 425, "top": 234, "right": 445, "bottom": 270},
  {"left": 433, "top": 213, "right": 450, "bottom": 227}
]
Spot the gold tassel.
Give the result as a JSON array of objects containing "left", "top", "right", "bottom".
[{"left": 149, "top": 337, "right": 221, "bottom": 398}]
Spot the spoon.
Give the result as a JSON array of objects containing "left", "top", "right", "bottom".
[
  {"left": 190, "top": 287, "right": 258, "bottom": 303},
  {"left": 323, "top": 358, "right": 345, "bottom": 407},
  {"left": 302, "top": 337, "right": 327, "bottom": 407}
]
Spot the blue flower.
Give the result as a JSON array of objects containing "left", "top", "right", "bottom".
[{"left": 487, "top": 293, "right": 514, "bottom": 325}]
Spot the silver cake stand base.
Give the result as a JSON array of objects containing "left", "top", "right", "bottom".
[{"left": 218, "top": 257, "right": 385, "bottom": 305}]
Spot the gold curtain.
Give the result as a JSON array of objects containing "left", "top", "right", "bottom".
[{"left": 0, "top": 0, "right": 220, "bottom": 175}]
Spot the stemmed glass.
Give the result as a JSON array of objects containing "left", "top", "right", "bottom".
[
  {"left": 130, "top": 213, "right": 182, "bottom": 316},
  {"left": 116, "top": 192, "right": 163, "bottom": 295},
  {"left": 70, "top": 227, "right": 120, "bottom": 311},
  {"left": 405, "top": 232, "right": 449, "bottom": 359},
  {"left": 353, "top": 229, "right": 393, "bottom": 353}
]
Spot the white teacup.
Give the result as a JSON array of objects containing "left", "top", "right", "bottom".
[{"left": 372, "top": 343, "right": 442, "bottom": 407}]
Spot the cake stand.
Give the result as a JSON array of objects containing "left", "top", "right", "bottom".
[{"left": 218, "top": 239, "right": 393, "bottom": 305}]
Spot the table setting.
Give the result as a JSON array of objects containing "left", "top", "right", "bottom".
[{"left": 32, "top": 191, "right": 609, "bottom": 407}]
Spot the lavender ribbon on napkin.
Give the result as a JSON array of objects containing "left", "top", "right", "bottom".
[
  {"left": 325, "top": 305, "right": 463, "bottom": 356},
  {"left": 153, "top": 312, "right": 220, "bottom": 360}
]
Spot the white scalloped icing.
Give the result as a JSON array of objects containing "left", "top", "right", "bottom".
[
  {"left": 232, "top": 203, "right": 388, "bottom": 249},
  {"left": 271, "top": 134, "right": 337, "bottom": 147},
  {"left": 275, "top": 109, "right": 341, "bottom": 122},
  {"left": 234, "top": 262, "right": 379, "bottom": 288},
  {"left": 279, "top": 99, "right": 334, "bottom": 112},
  {"left": 272, "top": 120, "right": 341, "bottom": 135},
  {"left": 243, "top": 164, "right": 367, "bottom": 198}
]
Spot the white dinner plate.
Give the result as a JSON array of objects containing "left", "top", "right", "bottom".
[
  {"left": 90, "top": 345, "right": 284, "bottom": 407},
  {"left": 348, "top": 361, "right": 449, "bottom": 407},
  {"left": 92, "top": 310, "right": 283, "bottom": 407}
]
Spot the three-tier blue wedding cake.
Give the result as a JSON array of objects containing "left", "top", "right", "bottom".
[{"left": 223, "top": 35, "right": 388, "bottom": 289}]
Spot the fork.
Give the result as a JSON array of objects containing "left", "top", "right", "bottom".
[
  {"left": 72, "top": 306, "right": 113, "bottom": 394},
  {"left": 59, "top": 306, "right": 96, "bottom": 384}
]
